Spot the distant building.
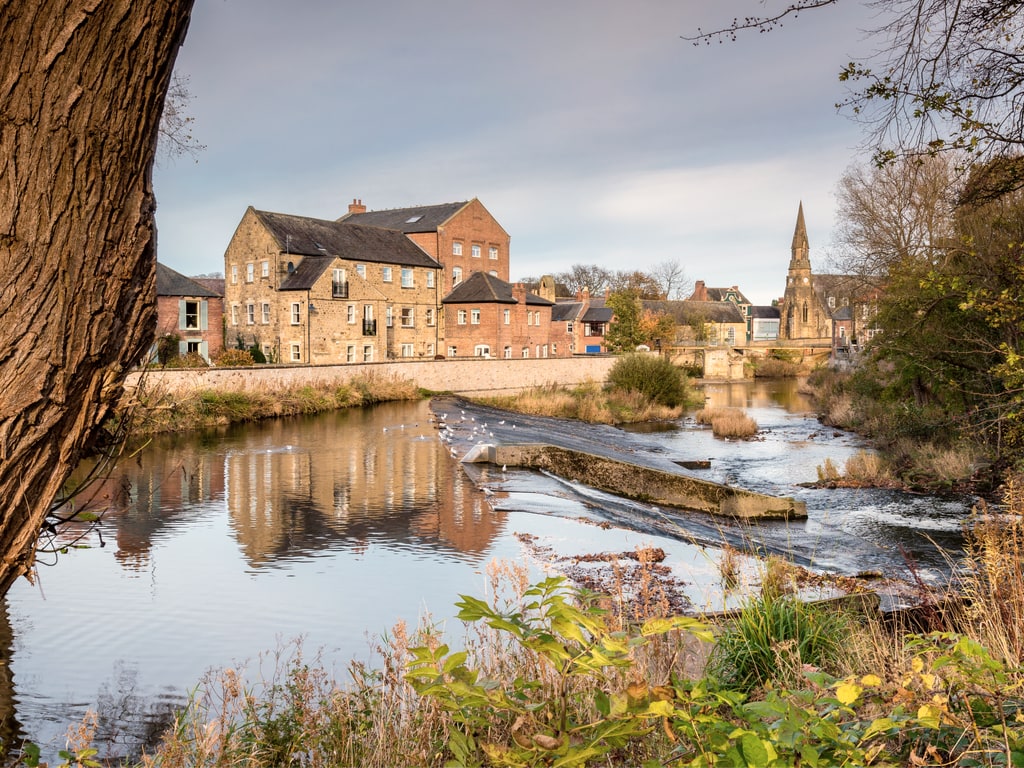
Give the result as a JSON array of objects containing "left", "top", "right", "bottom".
[
  {"left": 155, "top": 262, "right": 224, "bottom": 362},
  {"left": 779, "top": 202, "right": 832, "bottom": 344}
]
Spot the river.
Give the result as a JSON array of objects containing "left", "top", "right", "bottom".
[{"left": 0, "top": 379, "right": 973, "bottom": 760}]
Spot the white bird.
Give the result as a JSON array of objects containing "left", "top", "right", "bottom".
[
  {"left": 502, "top": 464, "right": 507, "bottom": 473},
  {"left": 498, "top": 420, "right": 505, "bottom": 425}
]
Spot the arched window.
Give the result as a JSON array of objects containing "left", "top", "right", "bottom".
[{"left": 801, "top": 302, "right": 808, "bottom": 323}]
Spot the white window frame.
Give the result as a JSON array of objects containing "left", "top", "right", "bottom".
[
  {"left": 489, "top": 246, "right": 498, "bottom": 260},
  {"left": 452, "top": 266, "right": 462, "bottom": 286},
  {"left": 261, "top": 302, "right": 270, "bottom": 324},
  {"left": 231, "top": 304, "right": 239, "bottom": 326},
  {"left": 290, "top": 302, "right": 301, "bottom": 325},
  {"left": 401, "top": 307, "right": 414, "bottom": 328},
  {"left": 448, "top": 345, "right": 457, "bottom": 357},
  {"left": 504, "top": 309, "right": 510, "bottom": 325},
  {"left": 425, "top": 307, "right": 435, "bottom": 326},
  {"left": 356, "top": 264, "right": 366, "bottom": 279},
  {"left": 504, "top": 345, "right": 512, "bottom": 359},
  {"left": 382, "top": 266, "right": 393, "bottom": 283},
  {"left": 347, "top": 304, "right": 355, "bottom": 324},
  {"left": 470, "top": 309, "right": 480, "bottom": 325},
  {"left": 346, "top": 344, "right": 355, "bottom": 362},
  {"left": 386, "top": 306, "right": 393, "bottom": 327},
  {"left": 471, "top": 244, "right": 481, "bottom": 258},
  {"left": 522, "top": 347, "right": 529, "bottom": 358},
  {"left": 230, "top": 265, "right": 238, "bottom": 284},
  {"left": 363, "top": 344, "right": 373, "bottom": 362},
  {"left": 426, "top": 271, "right": 435, "bottom": 288},
  {"left": 290, "top": 343, "right": 301, "bottom": 362},
  {"left": 261, "top": 260, "right": 269, "bottom": 278},
  {"left": 401, "top": 268, "right": 414, "bottom": 288},
  {"left": 401, "top": 343, "right": 414, "bottom": 358},
  {"left": 246, "top": 303, "right": 255, "bottom": 325},
  {"left": 474, "top": 344, "right": 490, "bottom": 357},
  {"left": 452, "top": 241, "right": 463, "bottom": 256},
  {"left": 246, "top": 262, "right": 254, "bottom": 283},
  {"left": 457, "top": 309, "right": 467, "bottom": 325}
]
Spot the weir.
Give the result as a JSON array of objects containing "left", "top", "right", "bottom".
[{"left": 462, "top": 442, "right": 807, "bottom": 521}]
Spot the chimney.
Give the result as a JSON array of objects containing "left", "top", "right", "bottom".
[
  {"left": 692, "top": 280, "right": 707, "bottom": 301},
  {"left": 348, "top": 198, "right": 366, "bottom": 215},
  {"left": 513, "top": 283, "right": 527, "bottom": 303},
  {"left": 577, "top": 287, "right": 590, "bottom": 302}
]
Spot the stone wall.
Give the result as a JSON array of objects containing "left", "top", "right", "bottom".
[{"left": 126, "top": 355, "right": 619, "bottom": 398}]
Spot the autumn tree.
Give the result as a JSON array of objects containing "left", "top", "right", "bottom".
[{"left": 0, "top": 1, "right": 195, "bottom": 594}]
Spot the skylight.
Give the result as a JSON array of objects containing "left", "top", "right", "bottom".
[{"left": 405, "top": 215, "right": 424, "bottom": 223}]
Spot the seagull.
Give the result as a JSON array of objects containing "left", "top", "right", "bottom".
[{"left": 502, "top": 464, "right": 507, "bottom": 473}]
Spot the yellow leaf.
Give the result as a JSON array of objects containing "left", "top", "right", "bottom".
[
  {"left": 911, "top": 657, "right": 924, "bottom": 673},
  {"left": 860, "top": 674, "right": 882, "bottom": 687},
  {"left": 836, "top": 682, "right": 862, "bottom": 706}
]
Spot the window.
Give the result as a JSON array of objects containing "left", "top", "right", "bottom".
[
  {"left": 452, "top": 241, "right": 463, "bottom": 256},
  {"left": 181, "top": 300, "right": 200, "bottom": 330},
  {"left": 347, "top": 304, "right": 355, "bottom": 324},
  {"left": 333, "top": 268, "right": 348, "bottom": 298},
  {"left": 503, "top": 309, "right": 510, "bottom": 325},
  {"left": 474, "top": 344, "right": 490, "bottom": 357},
  {"left": 382, "top": 266, "right": 392, "bottom": 282},
  {"left": 346, "top": 345, "right": 355, "bottom": 362},
  {"left": 471, "top": 244, "right": 481, "bottom": 258},
  {"left": 186, "top": 340, "right": 201, "bottom": 355},
  {"left": 246, "top": 263, "right": 254, "bottom": 283},
  {"left": 526, "top": 311, "right": 532, "bottom": 326},
  {"left": 452, "top": 267, "right": 462, "bottom": 286},
  {"left": 448, "top": 345, "right": 457, "bottom": 357},
  {"left": 504, "top": 345, "right": 512, "bottom": 359},
  {"left": 425, "top": 308, "right": 435, "bottom": 326},
  {"left": 356, "top": 264, "right": 366, "bottom": 279},
  {"left": 839, "top": 326, "right": 846, "bottom": 339},
  {"left": 401, "top": 268, "right": 413, "bottom": 288},
  {"left": 290, "top": 343, "right": 301, "bottom": 362},
  {"left": 426, "top": 343, "right": 434, "bottom": 357},
  {"left": 363, "top": 345, "right": 373, "bottom": 362},
  {"left": 552, "top": 343, "right": 557, "bottom": 355},
  {"left": 426, "top": 271, "right": 435, "bottom": 288},
  {"left": 401, "top": 343, "right": 414, "bottom": 358},
  {"left": 230, "top": 265, "right": 238, "bottom": 284},
  {"left": 522, "top": 347, "right": 529, "bottom": 358},
  {"left": 457, "top": 309, "right": 467, "bottom": 325},
  {"left": 489, "top": 246, "right": 498, "bottom": 260},
  {"left": 828, "top": 295, "right": 836, "bottom": 309},
  {"left": 246, "top": 303, "right": 255, "bottom": 325},
  {"left": 261, "top": 302, "right": 270, "bottom": 324},
  {"left": 230, "top": 304, "right": 238, "bottom": 325},
  {"left": 567, "top": 321, "right": 574, "bottom": 333},
  {"left": 542, "top": 345, "right": 548, "bottom": 358},
  {"left": 261, "top": 260, "right": 269, "bottom": 278},
  {"left": 470, "top": 309, "right": 480, "bottom": 325},
  {"left": 726, "top": 328, "right": 736, "bottom": 345},
  {"left": 386, "top": 306, "right": 393, "bottom": 327},
  {"left": 400, "top": 307, "right": 414, "bottom": 327},
  {"left": 291, "top": 303, "right": 301, "bottom": 324}
]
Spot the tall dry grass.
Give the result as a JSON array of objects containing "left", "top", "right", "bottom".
[
  {"left": 479, "top": 382, "right": 684, "bottom": 425},
  {"left": 695, "top": 406, "right": 758, "bottom": 439}
]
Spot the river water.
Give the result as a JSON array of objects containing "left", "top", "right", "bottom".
[{"left": 0, "top": 380, "right": 973, "bottom": 760}]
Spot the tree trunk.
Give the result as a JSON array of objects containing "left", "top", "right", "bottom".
[{"left": 0, "top": 0, "right": 194, "bottom": 594}]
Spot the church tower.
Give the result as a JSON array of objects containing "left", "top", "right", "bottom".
[{"left": 780, "top": 202, "right": 830, "bottom": 341}]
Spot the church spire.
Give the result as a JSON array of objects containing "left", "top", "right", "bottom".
[{"left": 789, "top": 201, "right": 810, "bottom": 267}]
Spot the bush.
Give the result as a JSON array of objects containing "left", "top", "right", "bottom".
[
  {"left": 695, "top": 406, "right": 759, "bottom": 439},
  {"left": 215, "top": 348, "right": 255, "bottom": 367},
  {"left": 607, "top": 353, "right": 692, "bottom": 408},
  {"left": 163, "top": 351, "right": 209, "bottom": 369}
]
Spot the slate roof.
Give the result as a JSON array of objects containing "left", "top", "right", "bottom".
[
  {"left": 279, "top": 255, "right": 333, "bottom": 291},
  {"left": 705, "top": 286, "right": 752, "bottom": 304},
  {"left": 750, "top": 305, "right": 781, "bottom": 319},
  {"left": 252, "top": 208, "right": 441, "bottom": 269},
  {"left": 442, "top": 271, "right": 553, "bottom": 306},
  {"left": 644, "top": 300, "right": 746, "bottom": 325},
  {"left": 339, "top": 201, "right": 470, "bottom": 233},
  {"left": 192, "top": 277, "right": 225, "bottom": 296},
  {"left": 156, "top": 262, "right": 220, "bottom": 298},
  {"left": 551, "top": 301, "right": 583, "bottom": 322},
  {"left": 582, "top": 306, "right": 614, "bottom": 323}
]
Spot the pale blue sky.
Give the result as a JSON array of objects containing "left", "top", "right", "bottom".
[{"left": 154, "top": 0, "right": 881, "bottom": 305}]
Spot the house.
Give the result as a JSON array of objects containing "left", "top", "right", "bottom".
[
  {"left": 223, "top": 207, "right": 443, "bottom": 364},
  {"left": 687, "top": 281, "right": 760, "bottom": 340},
  {"left": 441, "top": 272, "right": 564, "bottom": 359},
  {"left": 645, "top": 300, "right": 747, "bottom": 347},
  {"left": 750, "top": 305, "right": 781, "bottom": 341},
  {"left": 155, "top": 262, "right": 224, "bottom": 362},
  {"left": 339, "top": 198, "right": 511, "bottom": 286}
]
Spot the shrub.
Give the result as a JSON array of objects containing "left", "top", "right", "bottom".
[
  {"left": 695, "top": 406, "right": 759, "bottom": 439},
  {"left": 607, "top": 353, "right": 692, "bottom": 408},
  {"left": 707, "top": 593, "right": 850, "bottom": 692},
  {"left": 215, "top": 348, "right": 255, "bottom": 367},
  {"left": 163, "top": 351, "right": 209, "bottom": 369}
]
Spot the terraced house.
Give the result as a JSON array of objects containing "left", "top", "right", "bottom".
[{"left": 223, "top": 207, "right": 443, "bottom": 364}]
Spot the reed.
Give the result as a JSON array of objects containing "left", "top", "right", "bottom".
[{"left": 695, "top": 406, "right": 759, "bottom": 439}]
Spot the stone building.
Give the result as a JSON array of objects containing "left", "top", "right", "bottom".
[
  {"left": 779, "top": 202, "right": 832, "bottom": 344},
  {"left": 223, "top": 207, "right": 443, "bottom": 364}
]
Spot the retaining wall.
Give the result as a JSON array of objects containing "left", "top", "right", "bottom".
[{"left": 125, "top": 355, "right": 619, "bottom": 397}]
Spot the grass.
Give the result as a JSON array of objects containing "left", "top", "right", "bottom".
[
  {"left": 694, "top": 406, "right": 759, "bottom": 439},
  {"left": 477, "top": 380, "right": 687, "bottom": 425},
  {"left": 125, "top": 372, "right": 423, "bottom": 436}
]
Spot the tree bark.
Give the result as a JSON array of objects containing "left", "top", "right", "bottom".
[{"left": 0, "top": 0, "right": 193, "bottom": 594}]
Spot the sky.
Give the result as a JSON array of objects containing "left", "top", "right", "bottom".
[{"left": 153, "top": 0, "right": 884, "bottom": 306}]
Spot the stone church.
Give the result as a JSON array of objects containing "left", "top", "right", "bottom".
[{"left": 779, "top": 202, "right": 832, "bottom": 344}]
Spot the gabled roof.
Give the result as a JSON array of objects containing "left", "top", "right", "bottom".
[
  {"left": 704, "top": 286, "right": 751, "bottom": 304},
  {"left": 279, "top": 255, "right": 333, "bottom": 291},
  {"left": 551, "top": 301, "right": 583, "bottom": 322},
  {"left": 582, "top": 306, "right": 613, "bottom": 323},
  {"left": 442, "top": 271, "right": 553, "bottom": 306},
  {"left": 644, "top": 300, "right": 746, "bottom": 325},
  {"left": 156, "top": 262, "right": 220, "bottom": 298},
  {"left": 339, "top": 201, "right": 470, "bottom": 233},
  {"left": 252, "top": 208, "right": 441, "bottom": 269}
]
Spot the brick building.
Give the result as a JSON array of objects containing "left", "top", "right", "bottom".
[
  {"left": 155, "top": 262, "right": 224, "bottom": 362},
  {"left": 441, "top": 272, "right": 565, "bottom": 359},
  {"left": 339, "top": 198, "right": 511, "bottom": 286}
]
